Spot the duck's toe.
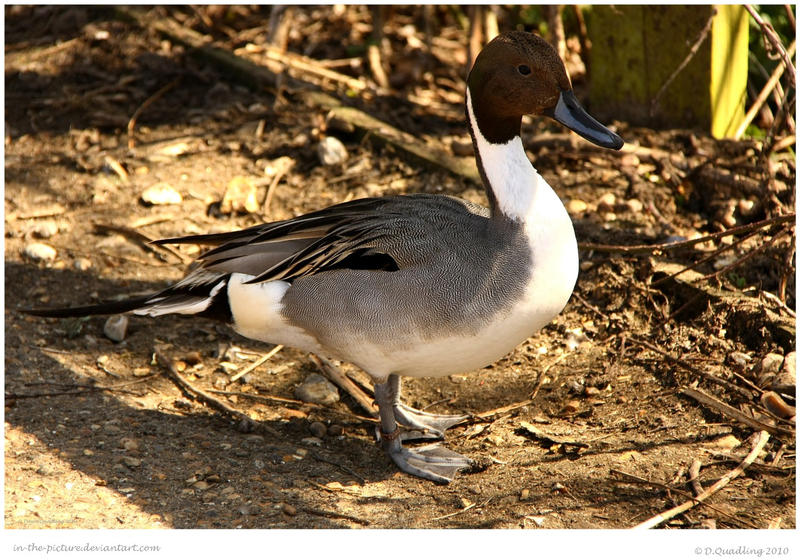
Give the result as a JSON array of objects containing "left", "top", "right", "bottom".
[
  {"left": 381, "top": 438, "right": 473, "bottom": 484},
  {"left": 394, "top": 403, "right": 468, "bottom": 439}
]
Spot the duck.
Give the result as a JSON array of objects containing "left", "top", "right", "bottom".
[{"left": 26, "top": 31, "right": 623, "bottom": 484}]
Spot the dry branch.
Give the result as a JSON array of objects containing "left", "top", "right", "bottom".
[
  {"left": 633, "top": 430, "right": 770, "bottom": 529},
  {"left": 680, "top": 387, "right": 794, "bottom": 438},
  {"left": 309, "top": 354, "right": 379, "bottom": 417}
]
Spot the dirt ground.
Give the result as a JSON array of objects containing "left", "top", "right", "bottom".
[{"left": 4, "top": 6, "right": 796, "bottom": 535}]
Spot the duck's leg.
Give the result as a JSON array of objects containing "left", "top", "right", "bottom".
[
  {"left": 374, "top": 376, "right": 472, "bottom": 484},
  {"left": 385, "top": 374, "right": 468, "bottom": 441}
]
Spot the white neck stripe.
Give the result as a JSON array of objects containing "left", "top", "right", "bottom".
[{"left": 466, "top": 89, "right": 544, "bottom": 221}]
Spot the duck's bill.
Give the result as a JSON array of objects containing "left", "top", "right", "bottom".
[{"left": 548, "top": 90, "right": 624, "bottom": 150}]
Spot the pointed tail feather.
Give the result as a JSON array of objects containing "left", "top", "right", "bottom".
[{"left": 21, "top": 295, "right": 156, "bottom": 318}]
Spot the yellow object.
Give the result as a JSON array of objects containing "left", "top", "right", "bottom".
[
  {"left": 588, "top": 5, "right": 749, "bottom": 138},
  {"left": 710, "top": 5, "right": 749, "bottom": 138}
]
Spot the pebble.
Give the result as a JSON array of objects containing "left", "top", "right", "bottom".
[
  {"left": 563, "top": 400, "right": 580, "bottom": 414},
  {"left": 625, "top": 198, "right": 644, "bottom": 213},
  {"left": 141, "top": 182, "right": 182, "bottom": 205},
  {"left": 597, "top": 192, "right": 616, "bottom": 212},
  {"left": 520, "top": 488, "right": 531, "bottom": 501},
  {"left": 23, "top": 242, "right": 57, "bottom": 263},
  {"left": 220, "top": 176, "right": 260, "bottom": 214},
  {"left": 317, "top": 136, "right": 348, "bottom": 165},
  {"left": 103, "top": 314, "right": 128, "bottom": 342},
  {"left": 281, "top": 503, "right": 297, "bottom": 516},
  {"left": 711, "top": 434, "right": 741, "bottom": 451},
  {"left": 103, "top": 422, "right": 121, "bottom": 435},
  {"left": 192, "top": 480, "right": 211, "bottom": 491},
  {"left": 300, "top": 437, "right": 322, "bottom": 446},
  {"left": 772, "top": 352, "right": 796, "bottom": 391},
  {"left": 728, "top": 351, "right": 751, "bottom": 369},
  {"left": 294, "top": 374, "right": 340, "bottom": 405},
  {"left": 73, "top": 257, "right": 92, "bottom": 271},
  {"left": 122, "top": 456, "right": 141, "bottom": 468},
  {"left": 566, "top": 199, "right": 588, "bottom": 214},
  {"left": 31, "top": 220, "right": 59, "bottom": 238},
  {"left": 309, "top": 421, "right": 327, "bottom": 438},
  {"left": 328, "top": 424, "right": 344, "bottom": 437},
  {"left": 121, "top": 438, "right": 139, "bottom": 452},
  {"left": 760, "top": 353, "right": 785, "bottom": 374}
]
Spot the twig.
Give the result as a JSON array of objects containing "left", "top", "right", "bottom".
[
  {"left": 308, "top": 354, "right": 379, "bottom": 417},
  {"left": 735, "top": 40, "right": 796, "bottom": 139},
  {"left": 745, "top": 5, "right": 796, "bottom": 87},
  {"left": 630, "top": 338, "right": 755, "bottom": 399},
  {"left": 633, "top": 430, "right": 770, "bottom": 529},
  {"left": 612, "top": 469, "right": 759, "bottom": 528},
  {"left": 650, "top": 9, "right": 715, "bottom": 116},
  {"left": 699, "top": 225, "right": 790, "bottom": 282},
  {"left": 127, "top": 78, "right": 180, "bottom": 149},
  {"left": 310, "top": 452, "right": 366, "bottom": 484},
  {"left": 93, "top": 223, "right": 190, "bottom": 264},
  {"left": 650, "top": 228, "right": 763, "bottom": 287},
  {"left": 688, "top": 458, "right": 705, "bottom": 496},
  {"left": 580, "top": 213, "right": 795, "bottom": 254},
  {"left": 155, "top": 347, "right": 267, "bottom": 434},
  {"left": 209, "top": 389, "right": 379, "bottom": 424},
  {"left": 518, "top": 421, "right": 588, "bottom": 449},
  {"left": 228, "top": 344, "right": 283, "bottom": 383},
  {"left": 103, "top": 155, "right": 130, "bottom": 184},
  {"left": 680, "top": 386, "right": 794, "bottom": 438},
  {"left": 300, "top": 506, "right": 371, "bottom": 526},
  {"left": 427, "top": 497, "right": 492, "bottom": 522}
]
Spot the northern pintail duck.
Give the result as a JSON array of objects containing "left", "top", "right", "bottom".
[{"left": 27, "top": 31, "right": 623, "bottom": 483}]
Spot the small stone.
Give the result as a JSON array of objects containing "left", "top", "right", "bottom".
[
  {"left": 300, "top": 437, "right": 322, "bottom": 446},
  {"left": 309, "top": 421, "right": 327, "bottom": 438},
  {"left": 31, "top": 220, "right": 59, "bottom": 238},
  {"left": 328, "top": 424, "right": 344, "bottom": 437},
  {"left": 584, "top": 386, "right": 601, "bottom": 397},
  {"left": 294, "top": 374, "right": 340, "bottom": 405},
  {"left": 122, "top": 456, "right": 141, "bottom": 468},
  {"left": 192, "top": 480, "right": 211, "bottom": 491},
  {"left": 597, "top": 192, "right": 616, "bottom": 211},
  {"left": 563, "top": 400, "right": 580, "bottom": 414},
  {"left": 700, "top": 519, "right": 717, "bottom": 530},
  {"left": 220, "top": 176, "right": 260, "bottom": 214},
  {"left": 317, "top": 136, "right": 348, "bottom": 165},
  {"left": 103, "top": 314, "right": 128, "bottom": 342},
  {"left": 712, "top": 434, "right": 741, "bottom": 451},
  {"left": 121, "top": 438, "right": 139, "bottom": 452},
  {"left": 625, "top": 198, "right": 644, "bottom": 213},
  {"left": 73, "top": 257, "right": 92, "bottom": 271},
  {"left": 520, "top": 488, "right": 530, "bottom": 501},
  {"left": 728, "top": 351, "right": 751, "bottom": 369},
  {"left": 141, "top": 182, "right": 182, "bottom": 205},
  {"left": 281, "top": 503, "right": 297, "bottom": 516},
  {"left": 760, "top": 353, "right": 784, "bottom": 374},
  {"left": 184, "top": 351, "right": 203, "bottom": 366},
  {"left": 23, "top": 242, "right": 57, "bottom": 263},
  {"left": 566, "top": 199, "right": 588, "bottom": 215},
  {"left": 103, "top": 422, "right": 121, "bottom": 435},
  {"left": 738, "top": 199, "right": 756, "bottom": 216},
  {"left": 83, "top": 449, "right": 94, "bottom": 456}
]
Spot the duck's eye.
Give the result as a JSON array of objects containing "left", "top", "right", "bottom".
[{"left": 517, "top": 64, "right": 531, "bottom": 76}]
